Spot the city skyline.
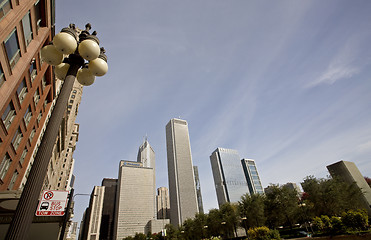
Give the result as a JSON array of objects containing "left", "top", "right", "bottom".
[{"left": 53, "top": 0, "right": 371, "bottom": 227}]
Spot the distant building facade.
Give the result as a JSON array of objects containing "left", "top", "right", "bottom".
[
  {"left": 137, "top": 138, "right": 156, "bottom": 217},
  {"left": 100, "top": 178, "right": 118, "bottom": 240},
  {"left": 327, "top": 160, "right": 371, "bottom": 215},
  {"left": 113, "top": 160, "right": 155, "bottom": 239},
  {"left": 166, "top": 118, "right": 199, "bottom": 226},
  {"left": 241, "top": 159, "right": 264, "bottom": 195},
  {"left": 210, "top": 148, "right": 249, "bottom": 206},
  {"left": 157, "top": 187, "right": 170, "bottom": 219},
  {"left": 193, "top": 166, "right": 204, "bottom": 214},
  {"left": 80, "top": 186, "right": 105, "bottom": 240},
  {"left": 40, "top": 80, "right": 83, "bottom": 192}
]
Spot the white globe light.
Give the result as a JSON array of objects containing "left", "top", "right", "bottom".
[
  {"left": 40, "top": 45, "right": 63, "bottom": 66},
  {"left": 54, "top": 63, "right": 70, "bottom": 80},
  {"left": 53, "top": 32, "right": 77, "bottom": 54},
  {"left": 78, "top": 39, "right": 100, "bottom": 61},
  {"left": 88, "top": 58, "right": 108, "bottom": 76},
  {"left": 77, "top": 68, "right": 95, "bottom": 86}
]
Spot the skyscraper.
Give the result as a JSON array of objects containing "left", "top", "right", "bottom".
[
  {"left": 80, "top": 186, "right": 105, "bottom": 240},
  {"left": 327, "top": 160, "right": 371, "bottom": 215},
  {"left": 241, "top": 159, "right": 264, "bottom": 195},
  {"left": 166, "top": 118, "right": 199, "bottom": 226},
  {"left": 193, "top": 166, "right": 204, "bottom": 214},
  {"left": 137, "top": 138, "right": 156, "bottom": 217},
  {"left": 100, "top": 178, "right": 118, "bottom": 240},
  {"left": 157, "top": 187, "right": 170, "bottom": 219},
  {"left": 113, "top": 160, "right": 155, "bottom": 239},
  {"left": 210, "top": 148, "right": 249, "bottom": 207},
  {"left": 137, "top": 137, "right": 155, "bottom": 168}
]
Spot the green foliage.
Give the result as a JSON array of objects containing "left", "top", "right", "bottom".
[
  {"left": 341, "top": 209, "right": 369, "bottom": 231},
  {"left": 264, "top": 184, "right": 299, "bottom": 229},
  {"left": 247, "top": 226, "right": 281, "bottom": 240},
  {"left": 330, "top": 216, "right": 343, "bottom": 234},
  {"left": 301, "top": 176, "right": 363, "bottom": 217},
  {"left": 239, "top": 193, "right": 266, "bottom": 230},
  {"left": 312, "top": 216, "right": 324, "bottom": 231}
]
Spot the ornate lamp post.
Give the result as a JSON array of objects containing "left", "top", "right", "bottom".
[{"left": 5, "top": 23, "right": 107, "bottom": 240}]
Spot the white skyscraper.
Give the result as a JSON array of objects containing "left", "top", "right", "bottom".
[
  {"left": 113, "top": 160, "right": 155, "bottom": 239},
  {"left": 166, "top": 118, "right": 199, "bottom": 226},
  {"left": 137, "top": 138, "right": 156, "bottom": 218}
]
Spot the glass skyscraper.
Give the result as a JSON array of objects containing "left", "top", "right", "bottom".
[
  {"left": 241, "top": 159, "right": 264, "bottom": 194},
  {"left": 210, "top": 148, "right": 250, "bottom": 206}
]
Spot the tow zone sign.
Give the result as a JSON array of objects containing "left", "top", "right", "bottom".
[{"left": 36, "top": 190, "right": 69, "bottom": 216}]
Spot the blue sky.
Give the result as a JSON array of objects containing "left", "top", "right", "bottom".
[{"left": 56, "top": 0, "right": 371, "bottom": 224}]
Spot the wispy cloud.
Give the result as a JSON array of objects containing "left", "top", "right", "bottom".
[
  {"left": 306, "top": 64, "right": 360, "bottom": 88},
  {"left": 305, "top": 35, "right": 365, "bottom": 88}
]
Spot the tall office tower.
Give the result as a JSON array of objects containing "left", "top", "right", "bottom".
[
  {"left": 157, "top": 187, "right": 170, "bottom": 219},
  {"left": 80, "top": 186, "right": 106, "bottom": 240},
  {"left": 193, "top": 166, "right": 204, "bottom": 214},
  {"left": 241, "top": 159, "right": 264, "bottom": 195},
  {"left": 114, "top": 160, "right": 155, "bottom": 239},
  {"left": 137, "top": 137, "right": 155, "bottom": 168},
  {"left": 327, "top": 160, "right": 371, "bottom": 215},
  {"left": 39, "top": 80, "right": 83, "bottom": 191},
  {"left": 210, "top": 148, "right": 249, "bottom": 207},
  {"left": 100, "top": 178, "right": 118, "bottom": 240},
  {"left": 137, "top": 138, "right": 156, "bottom": 217},
  {"left": 166, "top": 118, "right": 199, "bottom": 226},
  {"left": 0, "top": 0, "right": 56, "bottom": 191}
]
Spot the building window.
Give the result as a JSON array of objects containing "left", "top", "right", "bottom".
[
  {"left": 37, "top": 112, "right": 42, "bottom": 125},
  {"left": 34, "top": 88, "right": 40, "bottom": 107},
  {"left": 0, "top": 153, "right": 12, "bottom": 180},
  {"left": 0, "top": 0, "right": 11, "bottom": 20},
  {"left": 72, "top": 90, "right": 77, "bottom": 94},
  {"left": 19, "top": 148, "right": 28, "bottom": 165},
  {"left": 71, "top": 95, "right": 75, "bottom": 99},
  {"left": 17, "top": 79, "right": 28, "bottom": 104},
  {"left": 41, "top": 75, "right": 46, "bottom": 90},
  {"left": 21, "top": 11, "right": 33, "bottom": 47},
  {"left": 0, "top": 64, "right": 4, "bottom": 87},
  {"left": 23, "top": 105, "right": 32, "bottom": 127},
  {"left": 29, "top": 127, "right": 36, "bottom": 143},
  {"left": 11, "top": 127, "right": 23, "bottom": 150},
  {"left": 34, "top": 0, "right": 45, "bottom": 31},
  {"left": 2, "top": 101, "right": 16, "bottom": 130},
  {"left": 4, "top": 28, "right": 21, "bottom": 69},
  {"left": 8, "top": 170, "right": 18, "bottom": 190},
  {"left": 29, "top": 59, "right": 37, "bottom": 82}
]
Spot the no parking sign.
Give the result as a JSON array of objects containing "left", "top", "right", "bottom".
[{"left": 36, "top": 190, "right": 69, "bottom": 216}]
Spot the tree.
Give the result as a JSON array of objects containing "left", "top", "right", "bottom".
[
  {"left": 264, "top": 184, "right": 299, "bottom": 229},
  {"left": 301, "top": 176, "right": 363, "bottom": 217},
  {"left": 219, "top": 203, "right": 239, "bottom": 239},
  {"left": 239, "top": 193, "right": 266, "bottom": 233},
  {"left": 206, "top": 208, "right": 223, "bottom": 237}
]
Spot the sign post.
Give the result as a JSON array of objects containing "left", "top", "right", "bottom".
[{"left": 36, "top": 190, "right": 69, "bottom": 216}]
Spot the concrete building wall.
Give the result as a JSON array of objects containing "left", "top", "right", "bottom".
[
  {"left": 327, "top": 160, "right": 371, "bottom": 215},
  {"left": 166, "top": 118, "right": 199, "bottom": 226},
  {"left": 114, "top": 161, "right": 155, "bottom": 239}
]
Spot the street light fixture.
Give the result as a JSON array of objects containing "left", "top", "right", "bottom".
[{"left": 5, "top": 23, "right": 107, "bottom": 240}]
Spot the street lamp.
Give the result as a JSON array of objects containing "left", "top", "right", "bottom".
[{"left": 5, "top": 23, "right": 107, "bottom": 240}]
